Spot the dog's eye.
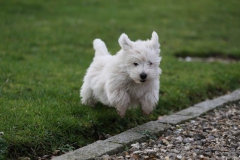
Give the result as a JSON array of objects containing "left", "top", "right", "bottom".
[
  {"left": 149, "top": 62, "right": 153, "bottom": 66},
  {"left": 133, "top": 62, "right": 139, "bottom": 66}
]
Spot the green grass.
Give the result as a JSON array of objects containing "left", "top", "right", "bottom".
[{"left": 0, "top": 0, "right": 240, "bottom": 159}]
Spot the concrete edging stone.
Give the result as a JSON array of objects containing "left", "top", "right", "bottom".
[{"left": 53, "top": 89, "right": 240, "bottom": 160}]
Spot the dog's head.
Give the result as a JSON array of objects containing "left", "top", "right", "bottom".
[{"left": 118, "top": 31, "right": 162, "bottom": 84}]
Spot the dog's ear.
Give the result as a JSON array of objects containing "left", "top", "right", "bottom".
[
  {"left": 118, "top": 33, "right": 133, "bottom": 50},
  {"left": 151, "top": 31, "right": 161, "bottom": 54}
]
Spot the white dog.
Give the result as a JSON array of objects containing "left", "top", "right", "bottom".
[{"left": 80, "top": 31, "right": 162, "bottom": 117}]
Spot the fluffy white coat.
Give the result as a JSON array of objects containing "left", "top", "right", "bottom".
[{"left": 80, "top": 31, "right": 162, "bottom": 117}]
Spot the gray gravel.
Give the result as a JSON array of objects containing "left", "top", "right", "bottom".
[{"left": 97, "top": 102, "right": 240, "bottom": 160}]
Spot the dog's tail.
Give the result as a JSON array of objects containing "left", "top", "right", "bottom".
[{"left": 93, "top": 39, "right": 109, "bottom": 56}]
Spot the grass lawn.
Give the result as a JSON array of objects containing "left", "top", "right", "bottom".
[{"left": 0, "top": 0, "right": 240, "bottom": 159}]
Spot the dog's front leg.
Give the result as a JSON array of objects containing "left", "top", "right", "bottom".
[
  {"left": 140, "top": 90, "right": 159, "bottom": 115},
  {"left": 107, "top": 90, "right": 130, "bottom": 118}
]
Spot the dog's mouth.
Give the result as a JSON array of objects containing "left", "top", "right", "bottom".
[{"left": 140, "top": 80, "right": 146, "bottom": 82}]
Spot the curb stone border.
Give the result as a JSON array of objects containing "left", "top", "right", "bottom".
[{"left": 53, "top": 89, "right": 240, "bottom": 160}]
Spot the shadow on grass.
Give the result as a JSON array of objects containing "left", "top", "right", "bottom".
[{"left": 174, "top": 50, "right": 240, "bottom": 60}]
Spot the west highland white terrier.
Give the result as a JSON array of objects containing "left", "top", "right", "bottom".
[{"left": 80, "top": 31, "right": 162, "bottom": 117}]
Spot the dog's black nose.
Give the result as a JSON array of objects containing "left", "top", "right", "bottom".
[{"left": 140, "top": 73, "right": 147, "bottom": 79}]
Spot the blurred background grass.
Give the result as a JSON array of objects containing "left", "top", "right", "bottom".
[{"left": 0, "top": 0, "right": 240, "bottom": 159}]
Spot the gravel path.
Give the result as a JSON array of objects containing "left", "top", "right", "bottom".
[{"left": 97, "top": 102, "right": 240, "bottom": 160}]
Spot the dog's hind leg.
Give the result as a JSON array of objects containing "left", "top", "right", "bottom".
[{"left": 80, "top": 82, "right": 96, "bottom": 106}]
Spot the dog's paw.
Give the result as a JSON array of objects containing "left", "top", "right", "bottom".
[
  {"left": 81, "top": 98, "right": 96, "bottom": 106},
  {"left": 141, "top": 107, "right": 154, "bottom": 116},
  {"left": 117, "top": 108, "right": 126, "bottom": 118},
  {"left": 142, "top": 110, "right": 152, "bottom": 116}
]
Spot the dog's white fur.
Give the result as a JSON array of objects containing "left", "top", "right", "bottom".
[{"left": 80, "top": 31, "right": 162, "bottom": 117}]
